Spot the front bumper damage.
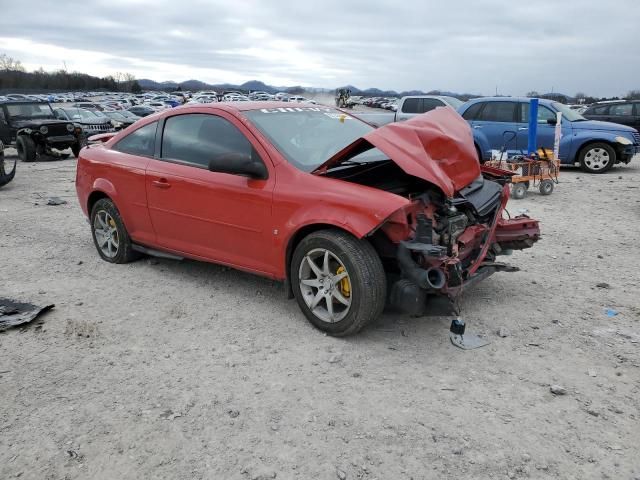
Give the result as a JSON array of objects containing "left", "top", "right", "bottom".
[{"left": 383, "top": 180, "right": 540, "bottom": 315}]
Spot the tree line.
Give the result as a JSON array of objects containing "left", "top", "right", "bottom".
[{"left": 0, "top": 53, "right": 140, "bottom": 93}]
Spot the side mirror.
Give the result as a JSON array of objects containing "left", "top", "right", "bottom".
[
  {"left": 546, "top": 118, "right": 557, "bottom": 125},
  {"left": 208, "top": 152, "right": 268, "bottom": 180}
]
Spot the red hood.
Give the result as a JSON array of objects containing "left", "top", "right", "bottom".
[{"left": 313, "top": 106, "right": 481, "bottom": 198}]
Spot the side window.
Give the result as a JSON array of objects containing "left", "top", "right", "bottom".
[
  {"left": 161, "top": 114, "right": 253, "bottom": 169},
  {"left": 635, "top": 103, "right": 640, "bottom": 115},
  {"left": 519, "top": 104, "right": 557, "bottom": 123},
  {"left": 592, "top": 105, "right": 609, "bottom": 115},
  {"left": 421, "top": 98, "right": 445, "bottom": 113},
  {"left": 401, "top": 98, "right": 420, "bottom": 114},
  {"left": 478, "top": 102, "right": 516, "bottom": 122},
  {"left": 113, "top": 121, "right": 157, "bottom": 156},
  {"left": 537, "top": 106, "right": 556, "bottom": 123},
  {"left": 610, "top": 104, "right": 633, "bottom": 116},
  {"left": 462, "top": 102, "right": 484, "bottom": 120}
]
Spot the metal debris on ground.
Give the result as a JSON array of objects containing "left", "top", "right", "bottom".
[
  {"left": 46, "top": 197, "right": 68, "bottom": 206},
  {"left": 0, "top": 298, "right": 54, "bottom": 331}
]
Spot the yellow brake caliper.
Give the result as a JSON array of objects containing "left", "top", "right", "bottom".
[{"left": 336, "top": 266, "right": 351, "bottom": 297}]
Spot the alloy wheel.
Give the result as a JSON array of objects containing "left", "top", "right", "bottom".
[
  {"left": 93, "top": 210, "right": 119, "bottom": 258},
  {"left": 298, "top": 248, "right": 352, "bottom": 323}
]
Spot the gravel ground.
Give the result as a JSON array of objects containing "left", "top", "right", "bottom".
[{"left": 1, "top": 150, "right": 639, "bottom": 480}]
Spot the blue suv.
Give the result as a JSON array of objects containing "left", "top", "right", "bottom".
[{"left": 458, "top": 97, "right": 640, "bottom": 173}]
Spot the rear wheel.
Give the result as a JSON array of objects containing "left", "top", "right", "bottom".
[
  {"left": 291, "top": 229, "right": 386, "bottom": 336},
  {"left": 579, "top": 142, "right": 615, "bottom": 173},
  {"left": 539, "top": 179, "right": 554, "bottom": 195},
  {"left": 16, "top": 135, "right": 36, "bottom": 162},
  {"left": 90, "top": 198, "right": 139, "bottom": 264}
]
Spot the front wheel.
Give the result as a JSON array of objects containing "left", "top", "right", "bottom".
[
  {"left": 16, "top": 135, "right": 36, "bottom": 162},
  {"left": 579, "top": 143, "right": 615, "bottom": 173},
  {"left": 90, "top": 198, "right": 140, "bottom": 264},
  {"left": 291, "top": 230, "right": 386, "bottom": 336}
]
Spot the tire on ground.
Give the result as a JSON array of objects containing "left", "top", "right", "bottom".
[
  {"left": 90, "top": 198, "right": 140, "bottom": 264},
  {"left": 16, "top": 135, "right": 36, "bottom": 162},
  {"left": 291, "top": 229, "right": 386, "bottom": 336},
  {"left": 579, "top": 142, "right": 616, "bottom": 173}
]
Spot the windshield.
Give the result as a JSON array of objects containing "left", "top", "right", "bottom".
[
  {"left": 6, "top": 103, "right": 55, "bottom": 120},
  {"left": 62, "top": 108, "right": 100, "bottom": 121},
  {"left": 551, "top": 102, "right": 586, "bottom": 122},
  {"left": 244, "top": 106, "right": 377, "bottom": 171}
]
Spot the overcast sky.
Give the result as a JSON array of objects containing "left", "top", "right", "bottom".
[{"left": 1, "top": 0, "right": 638, "bottom": 96}]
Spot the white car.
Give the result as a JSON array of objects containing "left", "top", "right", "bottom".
[{"left": 288, "top": 96, "right": 317, "bottom": 104}]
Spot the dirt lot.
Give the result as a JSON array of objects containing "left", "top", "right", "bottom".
[{"left": 1, "top": 151, "right": 639, "bottom": 480}]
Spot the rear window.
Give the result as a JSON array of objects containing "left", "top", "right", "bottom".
[
  {"left": 478, "top": 102, "right": 517, "bottom": 122},
  {"left": 113, "top": 122, "right": 157, "bottom": 156},
  {"left": 591, "top": 105, "right": 609, "bottom": 115}
]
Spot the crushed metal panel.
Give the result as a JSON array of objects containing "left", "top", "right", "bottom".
[{"left": 0, "top": 299, "right": 54, "bottom": 331}]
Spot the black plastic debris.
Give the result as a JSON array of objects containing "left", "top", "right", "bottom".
[
  {"left": 0, "top": 298, "right": 54, "bottom": 331},
  {"left": 46, "top": 197, "right": 67, "bottom": 206}
]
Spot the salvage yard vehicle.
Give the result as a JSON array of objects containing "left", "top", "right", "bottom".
[
  {"left": 582, "top": 100, "right": 640, "bottom": 130},
  {"left": 395, "top": 95, "right": 463, "bottom": 122},
  {"left": 54, "top": 107, "right": 115, "bottom": 135},
  {"left": 0, "top": 100, "right": 84, "bottom": 161},
  {"left": 76, "top": 104, "right": 540, "bottom": 336},
  {"left": 458, "top": 97, "right": 640, "bottom": 173}
]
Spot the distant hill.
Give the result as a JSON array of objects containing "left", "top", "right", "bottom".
[{"left": 137, "top": 78, "right": 478, "bottom": 100}]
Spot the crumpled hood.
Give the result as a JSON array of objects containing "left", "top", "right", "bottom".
[
  {"left": 572, "top": 119, "right": 637, "bottom": 134},
  {"left": 313, "top": 106, "right": 481, "bottom": 197}
]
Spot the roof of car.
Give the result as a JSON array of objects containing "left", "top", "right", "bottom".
[{"left": 464, "top": 96, "right": 556, "bottom": 103}]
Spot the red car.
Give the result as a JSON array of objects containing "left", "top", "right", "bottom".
[{"left": 76, "top": 103, "right": 540, "bottom": 336}]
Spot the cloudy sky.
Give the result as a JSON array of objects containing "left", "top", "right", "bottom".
[{"left": 1, "top": 0, "right": 638, "bottom": 96}]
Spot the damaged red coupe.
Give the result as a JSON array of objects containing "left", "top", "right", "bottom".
[{"left": 76, "top": 103, "right": 540, "bottom": 336}]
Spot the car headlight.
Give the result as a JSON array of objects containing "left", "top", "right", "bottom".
[
  {"left": 66, "top": 123, "right": 74, "bottom": 132},
  {"left": 615, "top": 136, "right": 632, "bottom": 145},
  {"left": 39, "top": 126, "right": 48, "bottom": 134}
]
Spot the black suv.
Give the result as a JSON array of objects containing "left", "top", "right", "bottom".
[
  {"left": 0, "top": 100, "right": 84, "bottom": 162},
  {"left": 582, "top": 100, "right": 640, "bottom": 130}
]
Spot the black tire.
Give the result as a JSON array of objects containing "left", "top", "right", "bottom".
[
  {"left": 511, "top": 183, "right": 527, "bottom": 199},
  {"left": 72, "top": 135, "right": 87, "bottom": 158},
  {"left": 90, "top": 198, "right": 140, "bottom": 264},
  {"left": 579, "top": 142, "right": 615, "bottom": 173},
  {"left": 539, "top": 179, "right": 554, "bottom": 195},
  {"left": 291, "top": 229, "right": 386, "bottom": 336},
  {"left": 16, "top": 135, "right": 36, "bottom": 162},
  {"left": 0, "top": 149, "right": 17, "bottom": 187}
]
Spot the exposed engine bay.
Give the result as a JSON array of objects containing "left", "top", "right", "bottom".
[{"left": 325, "top": 160, "right": 540, "bottom": 314}]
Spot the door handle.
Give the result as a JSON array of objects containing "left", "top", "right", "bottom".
[
  {"left": 473, "top": 125, "right": 483, "bottom": 129},
  {"left": 518, "top": 127, "right": 528, "bottom": 131},
  {"left": 152, "top": 179, "right": 171, "bottom": 189}
]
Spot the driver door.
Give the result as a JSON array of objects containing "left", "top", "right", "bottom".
[{"left": 145, "top": 111, "right": 277, "bottom": 276}]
